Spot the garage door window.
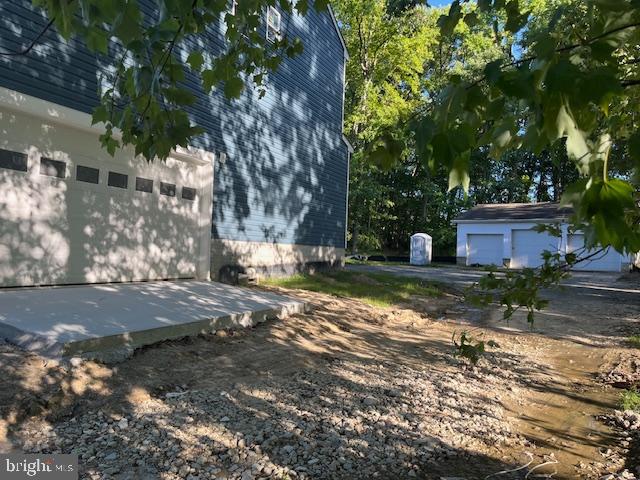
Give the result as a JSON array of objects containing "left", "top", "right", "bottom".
[
  {"left": 160, "top": 182, "right": 176, "bottom": 197},
  {"left": 0, "top": 149, "right": 28, "bottom": 172},
  {"left": 40, "top": 158, "right": 65, "bottom": 178},
  {"left": 108, "top": 171, "right": 128, "bottom": 189},
  {"left": 76, "top": 165, "right": 99, "bottom": 184},
  {"left": 182, "top": 187, "right": 196, "bottom": 201},
  {"left": 136, "top": 177, "right": 153, "bottom": 193}
]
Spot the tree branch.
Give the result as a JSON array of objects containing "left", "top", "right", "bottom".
[{"left": 0, "top": 18, "right": 56, "bottom": 56}]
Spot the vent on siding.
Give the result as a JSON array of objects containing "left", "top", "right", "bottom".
[
  {"left": 108, "top": 171, "right": 128, "bottom": 189},
  {"left": 40, "top": 158, "right": 66, "bottom": 178},
  {"left": 136, "top": 177, "right": 153, "bottom": 193},
  {"left": 76, "top": 165, "right": 99, "bottom": 184},
  {"left": 0, "top": 149, "right": 28, "bottom": 172},
  {"left": 160, "top": 182, "right": 176, "bottom": 197},
  {"left": 182, "top": 186, "right": 196, "bottom": 201}
]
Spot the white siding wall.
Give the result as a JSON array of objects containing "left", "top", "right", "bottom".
[
  {"left": 456, "top": 221, "right": 630, "bottom": 271},
  {"left": 456, "top": 222, "right": 541, "bottom": 261}
]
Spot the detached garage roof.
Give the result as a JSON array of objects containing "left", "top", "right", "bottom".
[{"left": 453, "top": 202, "right": 573, "bottom": 223}]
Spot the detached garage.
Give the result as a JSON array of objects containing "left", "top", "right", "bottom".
[{"left": 453, "top": 203, "right": 632, "bottom": 272}]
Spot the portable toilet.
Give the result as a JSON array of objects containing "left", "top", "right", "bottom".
[{"left": 410, "top": 233, "right": 432, "bottom": 266}]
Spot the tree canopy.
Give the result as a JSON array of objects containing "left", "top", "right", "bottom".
[{"left": 372, "top": 0, "right": 640, "bottom": 256}]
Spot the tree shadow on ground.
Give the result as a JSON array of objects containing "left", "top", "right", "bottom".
[{"left": 1, "top": 289, "right": 561, "bottom": 480}]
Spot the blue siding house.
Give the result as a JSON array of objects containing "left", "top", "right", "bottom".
[{"left": 0, "top": 1, "right": 351, "bottom": 287}]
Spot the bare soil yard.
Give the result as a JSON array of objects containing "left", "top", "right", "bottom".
[{"left": 0, "top": 269, "right": 638, "bottom": 479}]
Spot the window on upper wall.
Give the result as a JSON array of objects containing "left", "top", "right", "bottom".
[
  {"left": 229, "top": 0, "right": 237, "bottom": 15},
  {"left": 266, "top": 6, "right": 281, "bottom": 42},
  {"left": 40, "top": 158, "right": 66, "bottom": 178},
  {"left": 0, "top": 149, "right": 28, "bottom": 172}
]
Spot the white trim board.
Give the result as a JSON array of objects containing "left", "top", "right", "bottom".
[
  {"left": 327, "top": 5, "right": 349, "bottom": 60},
  {"left": 453, "top": 218, "right": 566, "bottom": 224},
  {"left": 0, "top": 86, "right": 212, "bottom": 167}
]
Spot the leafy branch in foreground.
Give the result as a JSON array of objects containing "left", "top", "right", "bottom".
[
  {"left": 368, "top": 0, "right": 640, "bottom": 259},
  {"left": 452, "top": 330, "right": 499, "bottom": 365},
  {"left": 467, "top": 223, "right": 612, "bottom": 326},
  {"left": 24, "top": 0, "right": 323, "bottom": 161}
]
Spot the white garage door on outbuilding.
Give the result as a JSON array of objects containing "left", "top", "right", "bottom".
[
  {"left": 467, "top": 234, "right": 503, "bottom": 266},
  {"left": 454, "top": 203, "right": 631, "bottom": 273},
  {"left": 567, "top": 234, "right": 621, "bottom": 272},
  {"left": 511, "top": 229, "right": 561, "bottom": 269},
  {"left": 0, "top": 103, "right": 214, "bottom": 287}
]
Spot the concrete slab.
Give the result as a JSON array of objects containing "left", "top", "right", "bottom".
[{"left": 0, "top": 281, "right": 307, "bottom": 361}]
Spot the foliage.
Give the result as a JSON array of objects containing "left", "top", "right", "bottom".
[
  {"left": 334, "top": 0, "right": 437, "bottom": 148},
  {"left": 27, "top": 0, "right": 321, "bottom": 161},
  {"left": 340, "top": 1, "right": 588, "bottom": 257},
  {"left": 465, "top": 223, "right": 612, "bottom": 322},
  {"left": 263, "top": 270, "right": 441, "bottom": 307},
  {"left": 400, "top": 0, "right": 640, "bottom": 256},
  {"left": 620, "top": 387, "right": 640, "bottom": 411},
  {"left": 452, "top": 330, "right": 499, "bottom": 365},
  {"left": 356, "top": 0, "right": 640, "bottom": 322},
  {"left": 628, "top": 335, "right": 640, "bottom": 349}
]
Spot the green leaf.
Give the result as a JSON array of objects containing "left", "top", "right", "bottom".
[
  {"left": 201, "top": 69, "right": 217, "bottom": 93},
  {"left": 314, "top": 0, "right": 329, "bottom": 11},
  {"left": 223, "top": 76, "right": 244, "bottom": 99},
  {"left": 533, "top": 36, "right": 558, "bottom": 59},
  {"left": 448, "top": 150, "right": 471, "bottom": 192},
  {"left": 92, "top": 105, "right": 110, "bottom": 125},
  {"left": 113, "top": 0, "right": 142, "bottom": 45},
  {"left": 545, "top": 58, "right": 580, "bottom": 94},
  {"left": 477, "top": 0, "right": 492, "bottom": 12},
  {"left": 437, "top": 1, "right": 462, "bottom": 37},
  {"left": 484, "top": 60, "right": 502, "bottom": 85},
  {"left": 504, "top": 0, "right": 529, "bottom": 33},
  {"left": 162, "top": 87, "right": 197, "bottom": 105},
  {"left": 464, "top": 12, "right": 479, "bottom": 28},
  {"left": 85, "top": 28, "right": 109, "bottom": 53},
  {"left": 187, "top": 52, "right": 205, "bottom": 72}
]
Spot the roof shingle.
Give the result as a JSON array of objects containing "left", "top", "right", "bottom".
[{"left": 453, "top": 202, "right": 573, "bottom": 222}]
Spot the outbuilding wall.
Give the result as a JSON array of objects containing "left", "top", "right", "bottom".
[{"left": 456, "top": 221, "right": 630, "bottom": 271}]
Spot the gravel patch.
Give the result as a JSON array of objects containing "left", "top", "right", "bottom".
[{"left": 16, "top": 357, "right": 527, "bottom": 479}]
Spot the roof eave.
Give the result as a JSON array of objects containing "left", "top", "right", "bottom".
[{"left": 452, "top": 217, "right": 569, "bottom": 224}]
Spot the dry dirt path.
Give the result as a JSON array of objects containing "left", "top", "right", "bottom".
[{"left": 0, "top": 269, "right": 638, "bottom": 479}]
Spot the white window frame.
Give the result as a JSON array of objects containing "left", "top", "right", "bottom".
[
  {"left": 266, "top": 6, "right": 282, "bottom": 42},
  {"left": 229, "top": 0, "right": 237, "bottom": 15}
]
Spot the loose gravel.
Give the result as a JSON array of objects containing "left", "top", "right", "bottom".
[{"left": 16, "top": 356, "right": 530, "bottom": 480}]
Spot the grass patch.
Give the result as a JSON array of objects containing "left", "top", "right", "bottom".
[
  {"left": 263, "top": 270, "right": 441, "bottom": 307},
  {"left": 628, "top": 335, "right": 640, "bottom": 348},
  {"left": 620, "top": 388, "right": 640, "bottom": 411}
]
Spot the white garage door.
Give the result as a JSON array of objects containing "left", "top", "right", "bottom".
[
  {"left": 467, "top": 234, "right": 504, "bottom": 266},
  {"left": 511, "top": 229, "right": 560, "bottom": 268},
  {"left": 567, "top": 234, "right": 621, "bottom": 272},
  {"left": 0, "top": 107, "right": 210, "bottom": 287}
]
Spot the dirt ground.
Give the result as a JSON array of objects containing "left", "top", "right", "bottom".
[{"left": 0, "top": 270, "right": 639, "bottom": 479}]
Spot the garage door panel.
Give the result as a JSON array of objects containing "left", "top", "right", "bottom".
[
  {"left": 467, "top": 234, "right": 504, "bottom": 266},
  {"left": 567, "top": 234, "right": 621, "bottom": 272},
  {"left": 0, "top": 108, "right": 205, "bottom": 287},
  {"left": 511, "top": 229, "right": 560, "bottom": 269}
]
